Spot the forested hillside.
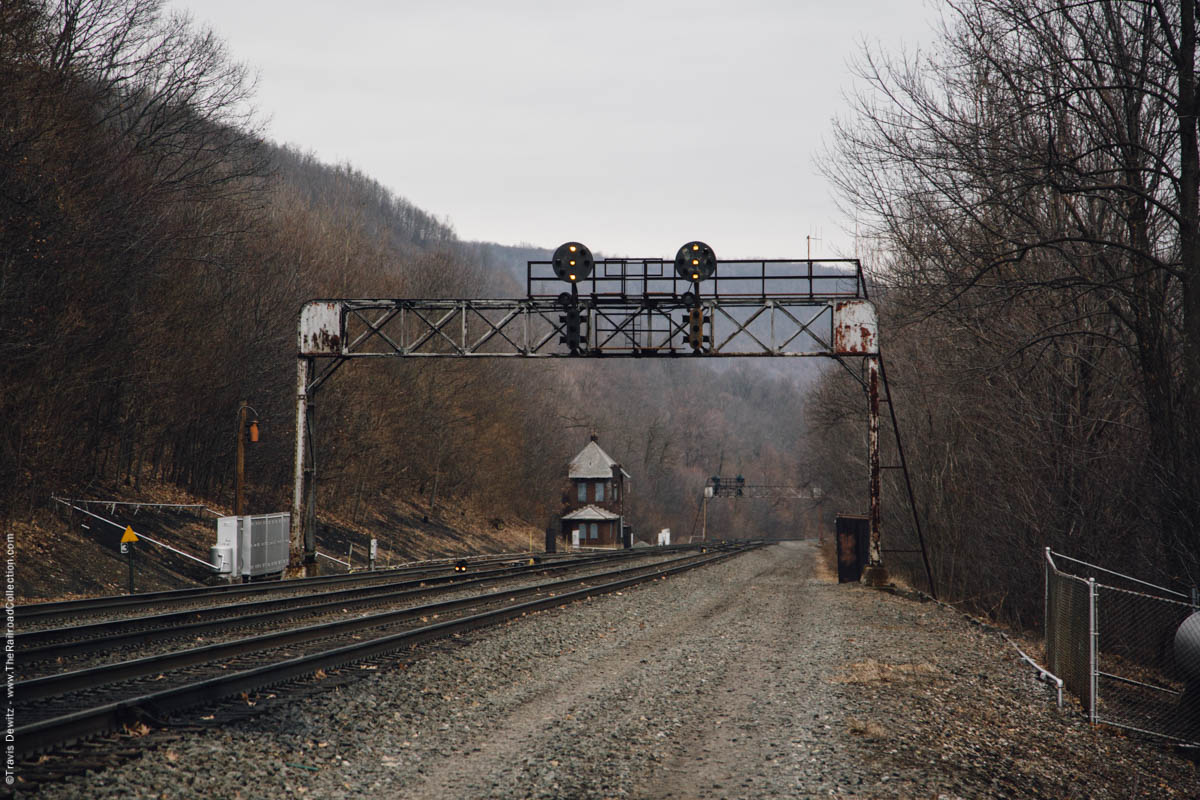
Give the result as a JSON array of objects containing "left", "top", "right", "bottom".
[
  {"left": 809, "top": 0, "right": 1200, "bottom": 627},
  {"left": 0, "top": 0, "right": 815, "bottom": 580}
]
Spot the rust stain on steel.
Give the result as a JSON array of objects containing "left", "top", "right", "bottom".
[
  {"left": 867, "top": 358, "right": 882, "bottom": 567},
  {"left": 833, "top": 300, "right": 878, "bottom": 355},
  {"left": 299, "top": 301, "right": 343, "bottom": 356}
]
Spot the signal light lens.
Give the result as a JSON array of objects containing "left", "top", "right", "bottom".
[
  {"left": 553, "top": 241, "right": 594, "bottom": 283},
  {"left": 675, "top": 241, "right": 716, "bottom": 282},
  {"left": 687, "top": 305, "right": 705, "bottom": 350}
]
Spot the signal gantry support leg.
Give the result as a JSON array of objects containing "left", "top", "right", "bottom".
[
  {"left": 288, "top": 358, "right": 313, "bottom": 578},
  {"left": 862, "top": 356, "right": 889, "bottom": 586}
]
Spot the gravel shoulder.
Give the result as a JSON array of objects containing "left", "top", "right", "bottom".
[{"left": 28, "top": 541, "right": 1199, "bottom": 799}]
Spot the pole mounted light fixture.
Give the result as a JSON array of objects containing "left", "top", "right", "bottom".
[{"left": 236, "top": 401, "right": 261, "bottom": 518}]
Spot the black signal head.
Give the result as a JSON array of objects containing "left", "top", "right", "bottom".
[
  {"left": 675, "top": 241, "right": 717, "bottom": 282},
  {"left": 552, "top": 242, "right": 594, "bottom": 283}
]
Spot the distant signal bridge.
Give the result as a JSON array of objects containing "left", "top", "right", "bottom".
[
  {"left": 700, "top": 477, "right": 826, "bottom": 542},
  {"left": 705, "top": 479, "right": 824, "bottom": 501}
]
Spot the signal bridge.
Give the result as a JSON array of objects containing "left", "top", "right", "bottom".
[
  {"left": 705, "top": 482, "right": 824, "bottom": 501},
  {"left": 291, "top": 241, "right": 933, "bottom": 597},
  {"left": 298, "top": 245, "right": 876, "bottom": 373}
]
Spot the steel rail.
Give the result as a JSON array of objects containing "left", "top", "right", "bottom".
[
  {"left": 19, "top": 549, "right": 728, "bottom": 699},
  {"left": 15, "top": 544, "right": 758, "bottom": 755},
  {"left": 17, "top": 551, "right": 679, "bottom": 660},
  {"left": 17, "top": 546, "right": 690, "bottom": 624},
  {"left": 14, "top": 552, "right": 559, "bottom": 620},
  {"left": 16, "top": 559, "right": 496, "bottom": 622}
]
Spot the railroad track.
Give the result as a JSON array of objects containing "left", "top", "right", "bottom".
[
  {"left": 15, "top": 542, "right": 759, "bottom": 759},
  {"left": 16, "top": 546, "right": 692, "bottom": 628},
  {"left": 17, "top": 549, "right": 690, "bottom": 670}
]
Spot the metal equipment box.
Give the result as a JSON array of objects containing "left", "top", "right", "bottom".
[
  {"left": 211, "top": 513, "right": 289, "bottom": 577},
  {"left": 835, "top": 514, "right": 870, "bottom": 583}
]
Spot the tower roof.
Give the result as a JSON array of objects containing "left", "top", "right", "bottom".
[
  {"left": 561, "top": 504, "right": 621, "bottom": 521},
  {"left": 568, "top": 437, "right": 630, "bottom": 480}
]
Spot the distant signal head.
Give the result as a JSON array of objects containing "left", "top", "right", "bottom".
[
  {"left": 675, "top": 241, "right": 717, "bottom": 282},
  {"left": 552, "top": 241, "right": 594, "bottom": 283}
]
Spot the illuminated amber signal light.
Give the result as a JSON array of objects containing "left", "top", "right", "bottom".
[
  {"left": 552, "top": 241, "right": 594, "bottom": 283},
  {"left": 675, "top": 241, "right": 717, "bottom": 282}
]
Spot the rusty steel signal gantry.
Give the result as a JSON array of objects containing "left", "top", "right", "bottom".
[{"left": 290, "top": 255, "right": 930, "bottom": 594}]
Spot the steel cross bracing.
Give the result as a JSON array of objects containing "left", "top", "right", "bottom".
[
  {"left": 707, "top": 485, "right": 823, "bottom": 500},
  {"left": 299, "top": 296, "right": 869, "bottom": 381},
  {"left": 297, "top": 260, "right": 880, "bottom": 395},
  {"left": 288, "top": 256, "right": 933, "bottom": 596}
]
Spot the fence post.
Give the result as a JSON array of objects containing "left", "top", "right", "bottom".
[
  {"left": 1088, "top": 576, "right": 1098, "bottom": 724},
  {"left": 125, "top": 542, "right": 135, "bottom": 594},
  {"left": 1044, "top": 547, "right": 1051, "bottom": 640}
]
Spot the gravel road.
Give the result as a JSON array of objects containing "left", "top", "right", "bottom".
[{"left": 29, "top": 540, "right": 1199, "bottom": 798}]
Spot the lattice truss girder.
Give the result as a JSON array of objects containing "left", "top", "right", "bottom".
[
  {"left": 708, "top": 485, "right": 824, "bottom": 500},
  {"left": 299, "top": 297, "right": 878, "bottom": 363}
]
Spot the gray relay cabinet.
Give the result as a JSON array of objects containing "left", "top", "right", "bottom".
[{"left": 211, "top": 513, "right": 289, "bottom": 578}]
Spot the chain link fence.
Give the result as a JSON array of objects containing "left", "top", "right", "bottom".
[
  {"left": 1044, "top": 549, "right": 1200, "bottom": 745},
  {"left": 1044, "top": 553, "right": 1096, "bottom": 718}
]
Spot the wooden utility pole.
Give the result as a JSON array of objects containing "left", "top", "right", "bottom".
[{"left": 235, "top": 401, "right": 259, "bottom": 517}]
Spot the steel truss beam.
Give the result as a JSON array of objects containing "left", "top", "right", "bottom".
[
  {"left": 285, "top": 279, "right": 940, "bottom": 595},
  {"left": 708, "top": 485, "right": 823, "bottom": 501},
  {"left": 298, "top": 296, "right": 876, "bottom": 373},
  {"left": 290, "top": 295, "right": 879, "bottom": 578}
]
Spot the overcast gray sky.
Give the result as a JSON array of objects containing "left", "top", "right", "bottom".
[{"left": 169, "top": 1, "right": 937, "bottom": 259}]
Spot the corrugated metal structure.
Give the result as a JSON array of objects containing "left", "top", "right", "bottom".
[{"left": 211, "top": 513, "right": 290, "bottom": 578}]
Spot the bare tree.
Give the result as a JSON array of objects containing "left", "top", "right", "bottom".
[{"left": 817, "top": 0, "right": 1200, "bottom": 615}]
